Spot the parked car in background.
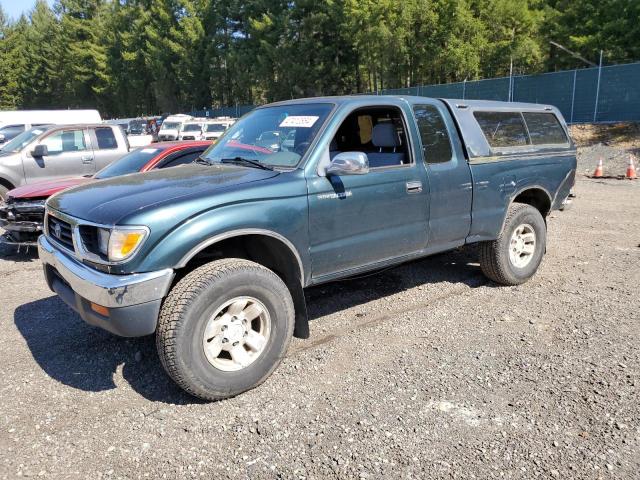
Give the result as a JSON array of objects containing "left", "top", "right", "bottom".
[
  {"left": 178, "top": 121, "right": 205, "bottom": 140},
  {"left": 127, "top": 117, "right": 159, "bottom": 147},
  {"left": 202, "top": 118, "right": 235, "bottom": 141},
  {"left": 1, "top": 141, "right": 211, "bottom": 245},
  {"left": 104, "top": 118, "right": 134, "bottom": 135},
  {"left": 158, "top": 114, "right": 192, "bottom": 141},
  {"left": 0, "top": 124, "right": 129, "bottom": 200},
  {"left": 0, "top": 110, "right": 102, "bottom": 146},
  {"left": 37, "top": 96, "right": 576, "bottom": 401}
]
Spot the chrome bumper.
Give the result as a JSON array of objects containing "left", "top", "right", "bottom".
[{"left": 38, "top": 235, "right": 174, "bottom": 308}]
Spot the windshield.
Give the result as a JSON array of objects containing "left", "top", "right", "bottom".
[
  {"left": 128, "top": 120, "right": 147, "bottom": 134},
  {"left": 0, "top": 127, "right": 47, "bottom": 153},
  {"left": 201, "top": 103, "right": 333, "bottom": 168},
  {"left": 206, "top": 124, "right": 226, "bottom": 132},
  {"left": 183, "top": 124, "right": 202, "bottom": 132},
  {"left": 94, "top": 147, "right": 163, "bottom": 179},
  {"left": 161, "top": 122, "right": 181, "bottom": 130}
]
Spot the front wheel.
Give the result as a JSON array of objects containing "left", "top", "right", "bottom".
[
  {"left": 156, "top": 258, "right": 295, "bottom": 401},
  {"left": 479, "top": 203, "right": 547, "bottom": 286}
]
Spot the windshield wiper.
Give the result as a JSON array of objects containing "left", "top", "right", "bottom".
[
  {"left": 195, "top": 156, "right": 212, "bottom": 166},
  {"left": 220, "top": 157, "right": 273, "bottom": 171}
]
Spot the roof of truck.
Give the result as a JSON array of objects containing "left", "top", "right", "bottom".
[{"left": 265, "top": 95, "right": 558, "bottom": 112}]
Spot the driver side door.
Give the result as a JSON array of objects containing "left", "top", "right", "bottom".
[{"left": 22, "top": 128, "right": 94, "bottom": 183}]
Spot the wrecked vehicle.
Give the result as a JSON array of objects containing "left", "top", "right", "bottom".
[{"left": 38, "top": 96, "right": 576, "bottom": 400}]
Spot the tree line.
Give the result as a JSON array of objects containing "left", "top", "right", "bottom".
[{"left": 0, "top": 0, "right": 638, "bottom": 117}]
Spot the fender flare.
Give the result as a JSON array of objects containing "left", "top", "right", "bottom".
[{"left": 176, "top": 227, "right": 305, "bottom": 282}]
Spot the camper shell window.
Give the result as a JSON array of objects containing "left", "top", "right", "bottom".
[{"left": 473, "top": 110, "right": 568, "bottom": 150}]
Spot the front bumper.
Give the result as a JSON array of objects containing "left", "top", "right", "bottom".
[{"left": 38, "top": 235, "right": 174, "bottom": 337}]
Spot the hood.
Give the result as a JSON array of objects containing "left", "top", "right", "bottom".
[
  {"left": 47, "top": 164, "right": 280, "bottom": 225},
  {"left": 9, "top": 177, "right": 92, "bottom": 199}
]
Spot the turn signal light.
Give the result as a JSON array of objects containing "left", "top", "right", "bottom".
[{"left": 90, "top": 303, "right": 110, "bottom": 317}]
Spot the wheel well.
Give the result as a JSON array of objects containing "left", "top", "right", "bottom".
[
  {"left": 0, "top": 177, "right": 14, "bottom": 191},
  {"left": 513, "top": 188, "right": 551, "bottom": 217},
  {"left": 177, "top": 234, "right": 310, "bottom": 339}
]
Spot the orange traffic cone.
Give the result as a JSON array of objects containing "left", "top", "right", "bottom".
[
  {"left": 592, "top": 157, "right": 604, "bottom": 178},
  {"left": 627, "top": 155, "right": 637, "bottom": 179}
]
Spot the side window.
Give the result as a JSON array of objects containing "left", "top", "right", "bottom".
[
  {"left": 0, "top": 124, "right": 26, "bottom": 142},
  {"left": 413, "top": 105, "right": 453, "bottom": 164},
  {"left": 41, "top": 129, "right": 87, "bottom": 155},
  {"left": 523, "top": 113, "right": 568, "bottom": 145},
  {"left": 474, "top": 111, "right": 529, "bottom": 148},
  {"left": 330, "top": 106, "right": 411, "bottom": 168},
  {"left": 161, "top": 151, "right": 202, "bottom": 168},
  {"left": 94, "top": 127, "right": 118, "bottom": 149}
]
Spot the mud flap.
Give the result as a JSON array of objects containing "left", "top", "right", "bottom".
[{"left": 291, "top": 281, "right": 310, "bottom": 339}]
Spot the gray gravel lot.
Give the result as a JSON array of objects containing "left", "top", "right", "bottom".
[{"left": 0, "top": 172, "right": 639, "bottom": 479}]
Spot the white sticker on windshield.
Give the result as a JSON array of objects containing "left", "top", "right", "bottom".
[
  {"left": 279, "top": 116, "right": 319, "bottom": 128},
  {"left": 140, "top": 148, "right": 159, "bottom": 153}
]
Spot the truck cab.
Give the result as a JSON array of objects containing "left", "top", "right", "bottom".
[{"left": 37, "top": 96, "right": 576, "bottom": 401}]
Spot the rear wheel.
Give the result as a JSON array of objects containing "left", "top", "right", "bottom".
[
  {"left": 156, "top": 258, "right": 295, "bottom": 401},
  {"left": 479, "top": 203, "right": 546, "bottom": 286}
]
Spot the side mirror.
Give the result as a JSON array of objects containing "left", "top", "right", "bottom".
[
  {"left": 32, "top": 144, "right": 48, "bottom": 157},
  {"left": 326, "top": 152, "right": 369, "bottom": 176}
]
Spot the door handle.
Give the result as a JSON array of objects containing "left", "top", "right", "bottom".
[
  {"left": 406, "top": 181, "right": 423, "bottom": 193},
  {"left": 81, "top": 155, "right": 93, "bottom": 164}
]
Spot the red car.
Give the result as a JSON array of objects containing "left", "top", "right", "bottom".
[{"left": 0, "top": 141, "right": 211, "bottom": 246}]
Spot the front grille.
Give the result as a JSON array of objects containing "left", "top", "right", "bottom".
[
  {"left": 78, "top": 225, "right": 98, "bottom": 253},
  {"left": 48, "top": 215, "right": 74, "bottom": 251}
]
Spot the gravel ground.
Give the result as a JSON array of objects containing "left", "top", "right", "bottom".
[{"left": 0, "top": 152, "right": 639, "bottom": 479}]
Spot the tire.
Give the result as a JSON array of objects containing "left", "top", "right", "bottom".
[
  {"left": 0, "top": 185, "right": 8, "bottom": 202},
  {"left": 156, "top": 258, "right": 295, "bottom": 401},
  {"left": 479, "top": 202, "right": 546, "bottom": 286}
]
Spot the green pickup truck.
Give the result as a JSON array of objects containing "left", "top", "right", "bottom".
[{"left": 38, "top": 95, "right": 576, "bottom": 400}]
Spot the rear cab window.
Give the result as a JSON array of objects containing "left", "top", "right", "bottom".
[
  {"left": 94, "top": 127, "right": 118, "bottom": 149},
  {"left": 413, "top": 105, "right": 453, "bottom": 164}
]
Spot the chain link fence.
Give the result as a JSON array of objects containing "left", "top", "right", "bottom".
[
  {"left": 192, "top": 62, "right": 640, "bottom": 124},
  {"left": 381, "top": 62, "right": 640, "bottom": 124}
]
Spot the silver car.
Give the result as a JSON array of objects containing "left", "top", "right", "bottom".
[{"left": 0, "top": 124, "right": 129, "bottom": 200}]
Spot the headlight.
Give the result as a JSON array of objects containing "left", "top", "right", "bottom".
[{"left": 95, "top": 226, "right": 148, "bottom": 262}]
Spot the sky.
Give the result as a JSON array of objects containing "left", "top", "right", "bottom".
[{"left": 1, "top": 0, "right": 55, "bottom": 20}]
